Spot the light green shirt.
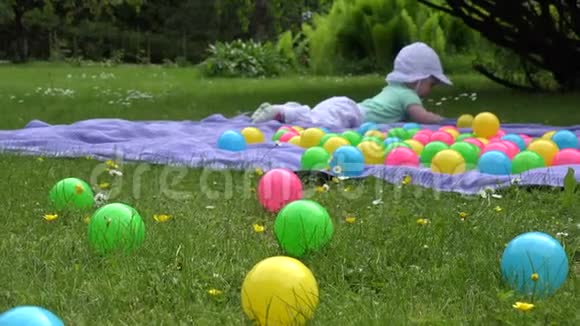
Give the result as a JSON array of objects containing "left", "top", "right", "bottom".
[{"left": 358, "top": 82, "right": 423, "bottom": 124}]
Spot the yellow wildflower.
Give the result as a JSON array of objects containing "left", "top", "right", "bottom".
[
  {"left": 253, "top": 224, "right": 265, "bottom": 233},
  {"left": 531, "top": 273, "right": 539, "bottom": 281},
  {"left": 153, "top": 214, "right": 171, "bottom": 223},
  {"left": 345, "top": 216, "right": 356, "bottom": 224},
  {"left": 459, "top": 212, "right": 468, "bottom": 220},
  {"left": 99, "top": 182, "right": 110, "bottom": 190},
  {"left": 208, "top": 288, "right": 222, "bottom": 296},
  {"left": 344, "top": 186, "right": 353, "bottom": 192},
  {"left": 512, "top": 302, "right": 535, "bottom": 312},
  {"left": 402, "top": 175, "right": 412, "bottom": 185},
  {"left": 416, "top": 218, "right": 430, "bottom": 226},
  {"left": 332, "top": 177, "right": 340, "bottom": 183},
  {"left": 315, "top": 184, "right": 330, "bottom": 193},
  {"left": 105, "top": 160, "right": 119, "bottom": 169},
  {"left": 255, "top": 168, "right": 264, "bottom": 176},
  {"left": 37, "top": 157, "right": 44, "bottom": 162},
  {"left": 84, "top": 216, "right": 91, "bottom": 224},
  {"left": 43, "top": 214, "right": 58, "bottom": 222},
  {"left": 494, "top": 206, "right": 503, "bottom": 212}
]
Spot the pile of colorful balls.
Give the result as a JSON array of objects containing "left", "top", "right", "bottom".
[{"left": 217, "top": 112, "right": 580, "bottom": 176}]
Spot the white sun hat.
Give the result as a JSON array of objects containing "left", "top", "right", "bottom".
[{"left": 385, "top": 42, "right": 452, "bottom": 85}]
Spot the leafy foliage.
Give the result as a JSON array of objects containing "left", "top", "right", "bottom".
[
  {"left": 200, "top": 39, "right": 290, "bottom": 78},
  {"left": 301, "top": 0, "right": 477, "bottom": 74},
  {"left": 419, "top": 0, "right": 580, "bottom": 91}
]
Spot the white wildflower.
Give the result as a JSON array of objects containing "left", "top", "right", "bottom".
[
  {"left": 556, "top": 232, "right": 569, "bottom": 238},
  {"left": 108, "top": 169, "right": 123, "bottom": 177},
  {"left": 372, "top": 198, "right": 383, "bottom": 205}
]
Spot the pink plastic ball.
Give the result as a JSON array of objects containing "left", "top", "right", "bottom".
[
  {"left": 463, "top": 138, "right": 485, "bottom": 151},
  {"left": 278, "top": 131, "right": 298, "bottom": 143},
  {"left": 257, "top": 169, "right": 303, "bottom": 213},
  {"left": 430, "top": 131, "right": 455, "bottom": 146},
  {"left": 552, "top": 149, "right": 580, "bottom": 165},
  {"left": 385, "top": 147, "right": 419, "bottom": 166},
  {"left": 416, "top": 129, "right": 433, "bottom": 137},
  {"left": 495, "top": 129, "right": 506, "bottom": 137},
  {"left": 412, "top": 133, "right": 431, "bottom": 145},
  {"left": 481, "top": 142, "right": 510, "bottom": 156},
  {"left": 500, "top": 140, "right": 520, "bottom": 159},
  {"left": 488, "top": 137, "right": 501, "bottom": 143}
]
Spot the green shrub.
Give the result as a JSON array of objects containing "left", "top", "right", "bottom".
[
  {"left": 200, "top": 39, "right": 291, "bottom": 78},
  {"left": 300, "top": 0, "right": 478, "bottom": 75}
]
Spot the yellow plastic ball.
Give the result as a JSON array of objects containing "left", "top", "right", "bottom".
[
  {"left": 293, "top": 126, "right": 304, "bottom": 132},
  {"left": 457, "top": 114, "right": 474, "bottom": 128},
  {"left": 241, "top": 127, "right": 265, "bottom": 144},
  {"left": 404, "top": 139, "right": 424, "bottom": 155},
  {"left": 364, "top": 130, "right": 385, "bottom": 140},
  {"left": 541, "top": 130, "right": 556, "bottom": 140},
  {"left": 300, "top": 128, "right": 326, "bottom": 148},
  {"left": 431, "top": 149, "right": 466, "bottom": 174},
  {"left": 241, "top": 256, "right": 319, "bottom": 326},
  {"left": 357, "top": 141, "right": 385, "bottom": 164},
  {"left": 289, "top": 136, "right": 301, "bottom": 147},
  {"left": 323, "top": 136, "right": 350, "bottom": 154},
  {"left": 476, "top": 137, "right": 490, "bottom": 145},
  {"left": 527, "top": 139, "right": 559, "bottom": 166},
  {"left": 472, "top": 112, "right": 500, "bottom": 138},
  {"left": 441, "top": 127, "right": 460, "bottom": 139}
]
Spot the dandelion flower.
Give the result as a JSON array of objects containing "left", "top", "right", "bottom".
[
  {"left": 345, "top": 216, "right": 356, "bottom": 224},
  {"left": 105, "top": 160, "right": 119, "bottom": 169},
  {"left": 416, "top": 218, "right": 429, "bottom": 226},
  {"left": 208, "top": 289, "right": 223, "bottom": 296},
  {"left": 494, "top": 206, "right": 503, "bottom": 212},
  {"left": 344, "top": 186, "right": 353, "bottom": 192},
  {"left": 43, "top": 214, "right": 58, "bottom": 222},
  {"left": 332, "top": 177, "right": 340, "bottom": 183},
  {"left": 459, "top": 212, "right": 468, "bottom": 220},
  {"left": 402, "top": 175, "right": 412, "bottom": 185},
  {"left": 253, "top": 224, "right": 265, "bottom": 233},
  {"left": 153, "top": 214, "right": 171, "bottom": 223},
  {"left": 99, "top": 182, "right": 110, "bottom": 190},
  {"left": 75, "top": 184, "right": 84, "bottom": 195},
  {"left": 255, "top": 168, "right": 264, "bottom": 176},
  {"left": 315, "top": 184, "right": 330, "bottom": 193},
  {"left": 37, "top": 157, "right": 44, "bottom": 162},
  {"left": 84, "top": 216, "right": 91, "bottom": 224},
  {"left": 531, "top": 273, "right": 539, "bottom": 281},
  {"left": 512, "top": 302, "right": 534, "bottom": 312}
]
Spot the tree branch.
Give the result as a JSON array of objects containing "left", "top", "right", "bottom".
[{"left": 473, "top": 63, "right": 540, "bottom": 92}]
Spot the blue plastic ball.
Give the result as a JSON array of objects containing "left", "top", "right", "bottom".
[
  {"left": 501, "top": 134, "right": 526, "bottom": 151},
  {"left": 217, "top": 130, "right": 247, "bottom": 151},
  {"left": 403, "top": 122, "right": 421, "bottom": 130},
  {"left": 357, "top": 122, "right": 378, "bottom": 136},
  {"left": 384, "top": 137, "right": 402, "bottom": 146},
  {"left": 320, "top": 127, "right": 331, "bottom": 134},
  {"left": 0, "top": 306, "right": 64, "bottom": 326},
  {"left": 552, "top": 130, "right": 579, "bottom": 149},
  {"left": 329, "top": 145, "right": 365, "bottom": 177},
  {"left": 478, "top": 150, "right": 511, "bottom": 175},
  {"left": 501, "top": 232, "right": 569, "bottom": 297}
]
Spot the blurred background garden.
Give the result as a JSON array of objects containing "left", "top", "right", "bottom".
[{"left": 1, "top": 0, "right": 576, "bottom": 92}]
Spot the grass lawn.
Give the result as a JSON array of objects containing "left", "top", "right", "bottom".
[{"left": 0, "top": 63, "right": 579, "bottom": 325}]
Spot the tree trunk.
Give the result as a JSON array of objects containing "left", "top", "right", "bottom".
[
  {"left": 13, "top": 9, "right": 28, "bottom": 63},
  {"left": 251, "top": 0, "right": 271, "bottom": 41}
]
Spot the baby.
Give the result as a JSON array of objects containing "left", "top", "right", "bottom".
[{"left": 251, "top": 42, "right": 453, "bottom": 129}]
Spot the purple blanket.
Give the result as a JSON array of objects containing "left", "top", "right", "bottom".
[{"left": 1, "top": 114, "right": 579, "bottom": 195}]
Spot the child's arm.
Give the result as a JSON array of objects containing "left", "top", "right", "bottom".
[{"left": 406, "top": 104, "right": 445, "bottom": 124}]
